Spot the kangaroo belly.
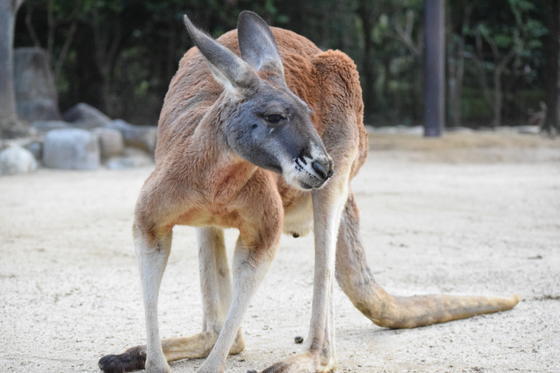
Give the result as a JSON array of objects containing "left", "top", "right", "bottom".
[{"left": 283, "top": 194, "right": 313, "bottom": 238}]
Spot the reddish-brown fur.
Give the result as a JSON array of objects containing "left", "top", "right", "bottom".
[
  {"left": 98, "top": 21, "right": 518, "bottom": 373},
  {"left": 135, "top": 27, "right": 367, "bottom": 242}
]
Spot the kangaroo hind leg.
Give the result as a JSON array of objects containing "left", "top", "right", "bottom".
[
  {"left": 99, "top": 227, "right": 244, "bottom": 372},
  {"left": 98, "top": 227, "right": 172, "bottom": 373}
]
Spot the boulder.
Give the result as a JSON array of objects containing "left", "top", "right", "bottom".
[
  {"left": 92, "top": 127, "right": 124, "bottom": 158},
  {"left": 14, "top": 47, "right": 61, "bottom": 122},
  {"left": 31, "top": 120, "right": 71, "bottom": 133},
  {"left": 106, "top": 119, "right": 156, "bottom": 153},
  {"left": 105, "top": 148, "right": 154, "bottom": 169},
  {"left": 23, "top": 141, "right": 43, "bottom": 161},
  {"left": 0, "top": 145, "right": 38, "bottom": 176},
  {"left": 63, "top": 103, "right": 111, "bottom": 129},
  {"left": 517, "top": 125, "right": 540, "bottom": 135},
  {"left": 43, "top": 129, "right": 100, "bottom": 170}
]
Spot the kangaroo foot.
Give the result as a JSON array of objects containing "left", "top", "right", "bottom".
[
  {"left": 261, "top": 351, "right": 334, "bottom": 373},
  {"left": 99, "top": 331, "right": 245, "bottom": 372}
]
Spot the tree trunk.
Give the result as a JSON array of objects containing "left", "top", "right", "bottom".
[
  {"left": 358, "top": 0, "right": 375, "bottom": 123},
  {"left": 544, "top": 0, "right": 560, "bottom": 135},
  {"left": 0, "top": 0, "right": 28, "bottom": 137},
  {"left": 448, "top": 4, "right": 471, "bottom": 128},
  {"left": 423, "top": 0, "right": 445, "bottom": 137},
  {"left": 492, "top": 67, "right": 503, "bottom": 127},
  {"left": 0, "top": 1, "right": 22, "bottom": 136},
  {"left": 448, "top": 38, "right": 464, "bottom": 127},
  {"left": 491, "top": 50, "right": 515, "bottom": 128},
  {"left": 69, "top": 22, "right": 104, "bottom": 111},
  {"left": 381, "top": 56, "right": 391, "bottom": 116}
]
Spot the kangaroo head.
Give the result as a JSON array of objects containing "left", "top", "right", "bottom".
[{"left": 183, "top": 11, "right": 333, "bottom": 190}]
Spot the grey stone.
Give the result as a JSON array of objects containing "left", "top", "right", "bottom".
[
  {"left": 106, "top": 119, "right": 156, "bottom": 153},
  {"left": 105, "top": 147, "right": 153, "bottom": 169},
  {"left": 23, "top": 141, "right": 43, "bottom": 161},
  {"left": 92, "top": 127, "right": 124, "bottom": 158},
  {"left": 31, "top": 120, "right": 71, "bottom": 133},
  {"left": 43, "top": 129, "right": 100, "bottom": 170},
  {"left": 0, "top": 145, "right": 38, "bottom": 176},
  {"left": 14, "top": 47, "right": 61, "bottom": 122},
  {"left": 517, "top": 125, "right": 540, "bottom": 135},
  {"left": 63, "top": 103, "right": 111, "bottom": 129}
]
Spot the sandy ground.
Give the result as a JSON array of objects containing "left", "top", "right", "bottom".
[{"left": 1, "top": 130, "right": 559, "bottom": 373}]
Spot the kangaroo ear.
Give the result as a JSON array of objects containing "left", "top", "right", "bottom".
[
  {"left": 237, "top": 11, "right": 284, "bottom": 79},
  {"left": 183, "top": 14, "right": 258, "bottom": 93}
]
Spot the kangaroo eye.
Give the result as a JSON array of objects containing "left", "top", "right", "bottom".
[{"left": 265, "top": 114, "right": 285, "bottom": 124}]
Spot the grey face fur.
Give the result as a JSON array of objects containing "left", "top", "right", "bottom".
[{"left": 183, "top": 11, "right": 333, "bottom": 190}]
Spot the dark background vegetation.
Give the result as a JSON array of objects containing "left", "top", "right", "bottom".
[{"left": 12, "top": 0, "right": 556, "bottom": 128}]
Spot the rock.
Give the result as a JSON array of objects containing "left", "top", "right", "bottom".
[
  {"left": 0, "top": 136, "right": 38, "bottom": 151},
  {"left": 0, "top": 117, "right": 33, "bottom": 138},
  {"left": 43, "top": 129, "right": 100, "bottom": 170},
  {"left": 517, "top": 125, "right": 540, "bottom": 135},
  {"left": 23, "top": 141, "right": 43, "bottom": 161},
  {"left": 105, "top": 148, "right": 154, "bottom": 169},
  {"left": 106, "top": 119, "right": 157, "bottom": 153},
  {"left": 0, "top": 145, "right": 38, "bottom": 176},
  {"left": 14, "top": 47, "right": 61, "bottom": 122},
  {"left": 63, "top": 103, "right": 111, "bottom": 129},
  {"left": 92, "top": 127, "right": 124, "bottom": 158},
  {"left": 31, "top": 120, "right": 71, "bottom": 133}
]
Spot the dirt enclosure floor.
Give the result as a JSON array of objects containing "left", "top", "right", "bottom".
[{"left": 1, "top": 129, "right": 559, "bottom": 373}]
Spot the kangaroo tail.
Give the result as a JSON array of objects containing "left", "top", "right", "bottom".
[{"left": 335, "top": 194, "right": 520, "bottom": 329}]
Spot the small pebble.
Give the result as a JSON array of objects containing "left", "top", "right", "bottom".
[
  {"left": 294, "top": 335, "right": 304, "bottom": 344},
  {"left": 247, "top": 370, "right": 258, "bottom": 373}
]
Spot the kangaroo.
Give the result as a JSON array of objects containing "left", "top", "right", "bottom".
[{"left": 98, "top": 11, "right": 519, "bottom": 373}]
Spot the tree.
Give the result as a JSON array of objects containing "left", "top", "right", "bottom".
[
  {"left": 465, "top": 0, "right": 545, "bottom": 127},
  {"left": 447, "top": 1, "right": 473, "bottom": 127},
  {"left": 544, "top": 0, "right": 560, "bottom": 135},
  {"left": 9, "top": 1, "right": 552, "bottom": 128},
  {"left": 423, "top": 0, "right": 445, "bottom": 136},
  {"left": 0, "top": 0, "right": 27, "bottom": 137},
  {"left": 357, "top": 0, "right": 376, "bottom": 117}
]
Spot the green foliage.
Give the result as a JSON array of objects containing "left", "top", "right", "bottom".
[{"left": 13, "top": 0, "right": 553, "bottom": 127}]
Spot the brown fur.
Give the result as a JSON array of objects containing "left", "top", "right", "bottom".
[
  {"left": 135, "top": 27, "right": 367, "bottom": 242},
  {"left": 100, "top": 22, "right": 519, "bottom": 373}
]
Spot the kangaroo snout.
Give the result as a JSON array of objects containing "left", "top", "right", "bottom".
[
  {"left": 311, "top": 158, "right": 333, "bottom": 181},
  {"left": 292, "top": 149, "right": 333, "bottom": 190}
]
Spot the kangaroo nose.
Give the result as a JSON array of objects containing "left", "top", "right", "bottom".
[{"left": 311, "top": 159, "right": 333, "bottom": 180}]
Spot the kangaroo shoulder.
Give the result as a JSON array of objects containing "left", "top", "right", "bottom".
[{"left": 311, "top": 50, "right": 362, "bottom": 98}]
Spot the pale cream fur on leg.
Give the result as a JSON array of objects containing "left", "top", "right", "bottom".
[
  {"left": 262, "top": 165, "right": 353, "bottom": 373},
  {"left": 198, "top": 237, "right": 277, "bottom": 373},
  {"left": 135, "top": 228, "right": 172, "bottom": 373}
]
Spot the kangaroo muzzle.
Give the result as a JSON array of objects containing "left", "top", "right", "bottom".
[{"left": 288, "top": 143, "right": 333, "bottom": 190}]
